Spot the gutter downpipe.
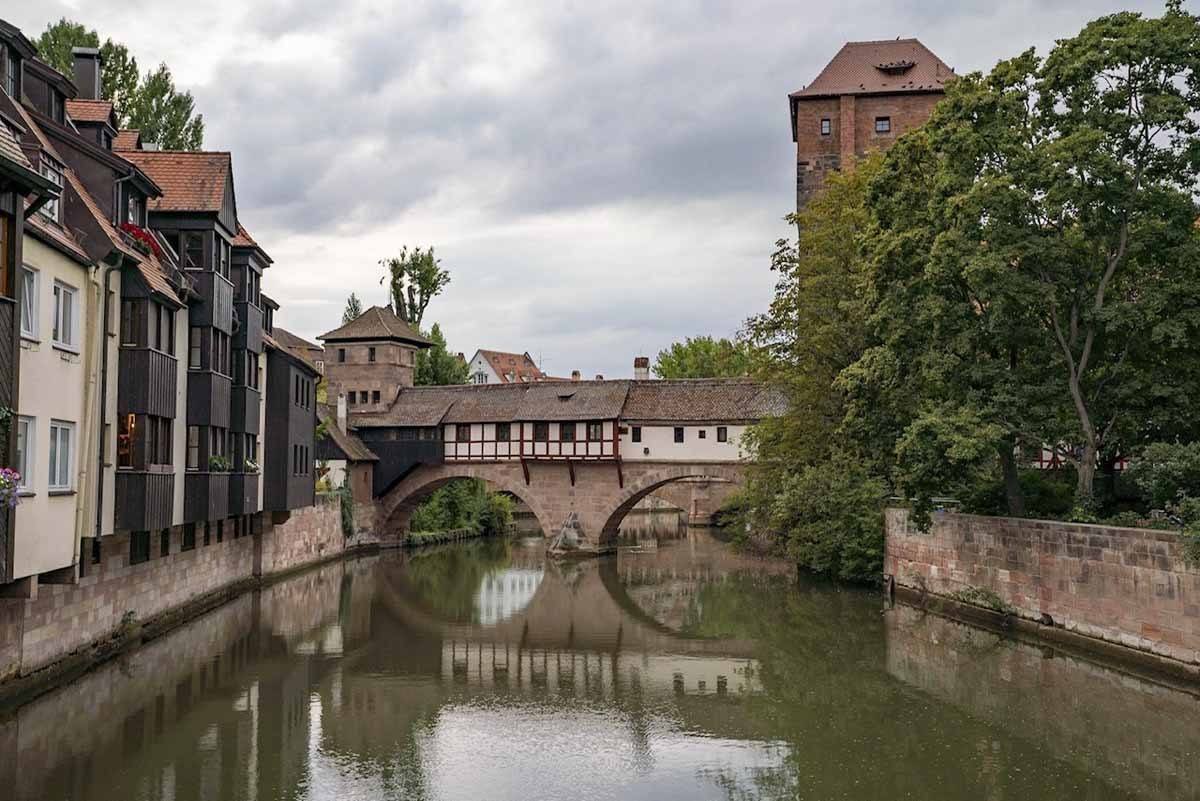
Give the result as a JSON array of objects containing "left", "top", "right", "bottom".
[{"left": 92, "top": 257, "right": 123, "bottom": 564}]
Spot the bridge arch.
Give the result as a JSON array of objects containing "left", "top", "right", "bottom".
[
  {"left": 598, "top": 463, "right": 745, "bottom": 545},
  {"left": 379, "top": 463, "right": 559, "bottom": 537}
]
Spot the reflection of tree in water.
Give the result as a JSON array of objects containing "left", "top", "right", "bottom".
[{"left": 400, "top": 538, "right": 514, "bottom": 622}]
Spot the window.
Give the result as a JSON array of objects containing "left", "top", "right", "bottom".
[
  {"left": 50, "top": 90, "right": 63, "bottom": 123},
  {"left": 368, "top": 346, "right": 376, "bottom": 362},
  {"left": 338, "top": 348, "right": 346, "bottom": 363},
  {"left": 181, "top": 232, "right": 204, "bottom": 270},
  {"left": 698, "top": 429, "right": 707, "bottom": 439},
  {"left": 187, "top": 426, "right": 200, "bottom": 470},
  {"left": 717, "top": 426, "right": 728, "bottom": 443},
  {"left": 456, "top": 424, "right": 471, "bottom": 442},
  {"left": 0, "top": 216, "right": 9, "bottom": 300},
  {"left": 372, "top": 390, "right": 380, "bottom": 404},
  {"left": 533, "top": 422, "right": 549, "bottom": 442},
  {"left": 631, "top": 426, "right": 641, "bottom": 443},
  {"left": 155, "top": 305, "right": 174, "bottom": 354},
  {"left": 673, "top": 427, "right": 685, "bottom": 444},
  {"left": 216, "top": 520, "right": 224, "bottom": 543},
  {"left": 560, "top": 422, "right": 576, "bottom": 442},
  {"left": 247, "top": 353, "right": 260, "bottom": 389},
  {"left": 48, "top": 420, "right": 74, "bottom": 490},
  {"left": 52, "top": 281, "right": 78, "bottom": 350},
  {"left": 820, "top": 118, "right": 831, "bottom": 135},
  {"left": 127, "top": 194, "right": 142, "bottom": 226},
  {"left": 19, "top": 267, "right": 36, "bottom": 339},
  {"left": 160, "top": 529, "right": 170, "bottom": 558},
  {"left": 587, "top": 421, "right": 603, "bottom": 441},
  {"left": 40, "top": 160, "right": 63, "bottom": 222},
  {"left": 129, "top": 531, "right": 151, "bottom": 565},
  {"left": 875, "top": 116, "right": 891, "bottom": 134},
  {"left": 4, "top": 47, "right": 17, "bottom": 98},
  {"left": 218, "top": 239, "right": 230, "bottom": 278},
  {"left": 16, "top": 416, "right": 32, "bottom": 490},
  {"left": 496, "top": 423, "right": 511, "bottom": 442},
  {"left": 118, "top": 413, "right": 135, "bottom": 469},
  {"left": 212, "top": 330, "right": 230, "bottom": 375},
  {"left": 203, "top": 522, "right": 211, "bottom": 547},
  {"left": 182, "top": 524, "right": 196, "bottom": 552},
  {"left": 121, "top": 299, "right": 143, "bottom": 346},
  {"left": 347, "top": 392, "right": 356, "bottom": 406},
  {"left": 188, "top": 327, "right": 202, "bottom": 368},
  {"left": 358, "top": 391, "right": 368, "bottom": 404}
]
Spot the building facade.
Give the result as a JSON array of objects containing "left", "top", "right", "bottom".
[
  {"left": 318, "top": 305, "right": 430, "bottom": 412},
  {"left": 466, "top": 349, "right": 546, "bottom": 385},
  {"left": 790, "top": 39, "right": 951, "bottom": 208}
]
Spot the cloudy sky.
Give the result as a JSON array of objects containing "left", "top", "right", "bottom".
[{"left": 10, "top": 0, "right": 1170, "bottom": 377}]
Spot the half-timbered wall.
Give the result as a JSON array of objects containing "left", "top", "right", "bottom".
[{"left": 442, "top": 420, "right": 619, "bottom": 462}]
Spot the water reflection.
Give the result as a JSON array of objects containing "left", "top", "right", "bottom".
[{"left": 3, "top": 531, "right": 1198, "bottom": 801}]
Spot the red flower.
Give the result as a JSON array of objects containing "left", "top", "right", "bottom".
[{"left": 120, "top": 222, "right": 165, "bottom": 259}]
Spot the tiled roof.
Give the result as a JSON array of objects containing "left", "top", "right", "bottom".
[
  {"left": 790, "top": 39, "right": 952, "bottom": 98},
  {"left": 515, "top": 381, "right": 630, "bottom": 421},
  {"left": 267, "top": 327, "right": 321, "bottom": 374},
  {"left": 113, "top": 129, "right": 141, "bottom": 150},
  {"left": 354, "top": 386, "right": 466, "bottom": 427},
  {"left": 621, "top": 379, "right": 787, "bottom": 423},
  {"left": 25, "top": 213, "right": 89, "bottom": 263},
  {"left": 318, "top": 305, "right": 431, "bottom": 346},
  {"left": 474, "top": 349, "right": 545, "bottom": 383},
  {"left": 120, "top": 150, "right": 231, "bottom": 213},
  {"left": 232, "top": 223, "right": 273, "bottom": 264},
  {"left": 65, "top": 99, "right": 114, "bottom": 125},
  {"left": 316, "top": 405, "right": 378, "bottom": 461},
  {"left": 271, "top": 326, "right": 323, "bottom": 357},
  {"left": 64, "top": 169, "right": 142, "bottom": 262},
  {"left": 0, "top": 117, "right": 34, "bottom": 173},
  {"left": 444, "top": 384, "right": 527, "bottom": 423}
]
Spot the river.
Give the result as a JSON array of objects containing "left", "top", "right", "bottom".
[{"left": 3, "top": 524, "right": 1198, "bottom": 800}]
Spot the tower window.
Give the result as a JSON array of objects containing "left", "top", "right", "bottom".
[
  {"left": 820, "top": 118, "right": 831, "bottom": 135},
  {"left": 874, "top": 116, "right": 891, "bottom": 134}
]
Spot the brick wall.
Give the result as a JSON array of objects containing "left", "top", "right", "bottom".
[
  {"left": 885, "top": 509, "right": 1200, "bottom": 665},
  {"left": 0, "top": 497, "right": 354, "bottom": 686}
]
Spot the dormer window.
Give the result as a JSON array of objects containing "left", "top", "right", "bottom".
[
  {"left": 126, "top": 194, "right": 142, "bottom": 226},
  {"left": 40, "top": 159, "right": 64, "bottom": 222},
  {"left": 50, "top": 90, "right": 63, "bottom": 124},
  {"left": 3, "top": 47, "right": 17, "bottom": 98}
]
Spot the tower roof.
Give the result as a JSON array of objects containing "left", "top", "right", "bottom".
[
  {"left": 790, "top": 38, "right": 953, "bottom": 99},
  {"left": 318, "top": 305, "right": 431, "bottom": 347}
]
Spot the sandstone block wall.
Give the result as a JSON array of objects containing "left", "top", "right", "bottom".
[
  {"left": 1, "top": 497, "right": 353, "bottom": 687},
  {"left": 885, "top": 508, "right": 1200, "bottom": 665}
]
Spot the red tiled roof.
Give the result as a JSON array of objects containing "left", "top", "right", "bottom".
[
  {"left": 316, "top": 405, "right": 378, "bottom": 461},
  {"left": 232, "top": 223, "right": 273, "bottom": 263},
  {"left": 65, "top": 99, "right": 114, "bottom": 125},
  {"left": 474, "top": 349, "right": 545, "bottom": 383},
  {"left": 120, "top": 150, "right": 231, "bottom": 213},
  {"left": 113, "top": 129, "right": 141, "bottom": 150},
  {"left": 271, "top": 326, "right": 322, "bottom": 357},
  {"left": 25, "top": 213, "right": 89, "bottom": 263},
  {"left": 265, "top": 330, "right": 320, "bottom": 374},
  {"left": 319, "top": 305, "right": 431, "bottom": 346},
  {"left": 791, "top": 39, "right": 953, "bottom": 98}
]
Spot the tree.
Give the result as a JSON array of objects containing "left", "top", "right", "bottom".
[
  {"left": 861, "top": 1, "right": 1200, "bottom": 506},
  {"left": 414, "top": 323, "right": 468, "bottom": 386},
  {"left": 380, "top": 246, "right": 450, "bottom": 328},
  {"left": 342, "top": 293, "right": 363, "bottom": 324},
  {"left": 652, "top": 336, "right": 750, "bottom": 379},
  {"left": 36, "top": 18, "right": 204, "bottom": 150}
]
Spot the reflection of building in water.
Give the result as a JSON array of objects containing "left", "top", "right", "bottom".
[
  {"left": 474, "top": 567, "right": 545, "bottom": 625},
  {"left": 443, "top": 641, "right": 761, "bottom": 698}
]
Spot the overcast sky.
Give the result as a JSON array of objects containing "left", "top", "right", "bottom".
[{"left": 10, "top": 0, "right": 1172, "bottom": 377}]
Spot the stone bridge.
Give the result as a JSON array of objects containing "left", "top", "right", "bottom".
[{"left": 378, "top": 460, "right": 745, "bottom": 552}]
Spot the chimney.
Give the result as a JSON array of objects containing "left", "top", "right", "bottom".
[
  {"left": 72, "top": 47, "right": 103, "bottom": 101},
  {"left": 633, "top": 356, "right": 650, "bottom": 381},
  {"left": 336, "top": 392, "right": 348, "bottom": 433},
  {"left": 571, "top": 370, "right": 581, "bottom": 382}
]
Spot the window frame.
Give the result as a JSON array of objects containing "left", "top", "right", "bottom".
[
  {"left": 559, "top": 422, "right": 576, "bottom": 443},
  {"left": 586, "top": 421, "right": 604, "bottom": 442},
  {"left": 15, "top": 415, "right": 33, "bottom": 491},
  {"left": 874, "top": 116, "right": 892, "bottom": 134},
  {"left": 717, "top": 426, "right": 728, "bottom": 443},
  {"left": 533, "top": 422, "right": 549, "bottom": 442},
  {"left": 820, "top": 118, "right": 831, "bottom": 136},
  {"left": 19, "top": 265, "right": 37, "bottom": 340},
  {"left": 51, "top": 280, "right": 79, "bottom": 352},
  {"left": 40, "top": 159, "right": 64, "bottom": 222},
  {"left": 455, "top": 423, "right": 472, "bottom": 442},
  {"left": 181, "top": 231, "right": 204, "bottom": 270},
  {"left": 48, "top": 419, "right": 75, "bottom": 491},
  {"left": 673, "top": 427, "right": 685, "bottom": 444},
  {"left": 496, "top": 422, "right": 511, "bottom": 442},
  {"left": 631, "top": 425, "right": 641, "bottom": 444}
]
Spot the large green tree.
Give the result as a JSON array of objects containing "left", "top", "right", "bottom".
[
  {"left": 37, "top": 18, "right": 203, "bottom": 150},
  {"left": 380, "top": 247, "right": 450, "bottom": 328},
  {"left": 652, "top": 336, "right": 750, "bottom": 379},
  {"left": 414, "top": 323, "right": 468, "bottom": 386},
  {"left": 858, "top": 1, "right": 1200, "bottom": 507}
]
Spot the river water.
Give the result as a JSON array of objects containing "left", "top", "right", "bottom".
[{"left": 4, "top": 524, "right": 1199, "bottom": 801}]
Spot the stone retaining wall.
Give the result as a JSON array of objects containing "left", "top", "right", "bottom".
[
  {"left": 0, "top": 498, "right": 356, "bottom": 690},
  {"left": 885, "top": 508, "right": 1200, "bottom": 666}
]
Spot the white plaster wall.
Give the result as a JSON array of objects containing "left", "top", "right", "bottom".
[
  {"left": 467, "top": 352, "right": 499, "bottom": 384},
  {"left": 13, "top": 237, "right": 90, "bottom": 578},
  {"left": 99, "top": 271, "right": 121, "bottom": 537},
  {"left": 321, "top": 458, "right": 348, "bottom": 488},
  {"left": 619, "top": 424, "right": 748, "bottom": 462}
]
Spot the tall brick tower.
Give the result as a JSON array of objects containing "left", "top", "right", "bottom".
[{"left": 789, "top": 39, "right": 952, "bottom": 209}]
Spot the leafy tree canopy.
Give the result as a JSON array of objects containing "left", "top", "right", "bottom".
[
  {"left": 37, "top": 18, "right": 204, "bottom": 150},
  {"left": 380, "top": 246, "right": 450, "bottom": 328},
  {"left": 414, "top": 323, "right": 468, "bottom": 386},
  {"left": 652, "top": 336, "right": 750, "bottom": 379},
  {"left": 342, "top": 293, "right": 363, "bottom": 324}
]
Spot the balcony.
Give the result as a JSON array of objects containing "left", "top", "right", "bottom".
[
  {"left": 231, "top": 384, "right": 261, "bottom": 435},
  {"left": 187, "top": 371, "right": 232, "bottom": 428},
  {"left": 115, "top": 471, "right": 175, "bottom": 531},
  {"left": 228, "top": 472, "right": 260, "bottom": 516},
  {"left": 184, "top": 472, "right": 230, "bottom": 523},
  {"left": 118, "top": 348, "right": 178, "bottom": 418},
  {"left": 234, "top": 302, "right": 263, "bottom": 353},
  {"left": 190, "top": 273, "right": 235, "bottom": 334}
]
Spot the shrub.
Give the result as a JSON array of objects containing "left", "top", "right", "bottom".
[{"left": 1125, "top": 442, "right": 1200, "bottom": 510}]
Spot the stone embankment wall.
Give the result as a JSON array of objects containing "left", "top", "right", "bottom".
[
  {"left": 885, "top": 509, "right": 1200, "bottom": 667},
  {"left": 0, "top": 495, "right": 369, "bottom": 692}
]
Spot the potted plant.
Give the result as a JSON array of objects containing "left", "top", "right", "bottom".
[
  {"left": 0, "top": 467, "right": 22, "bottom": 508},
  {"left": 244, "top": 458, "right": 260, "bottom": 473},
  {"left": 208, "top": 455, "right": 231, "bottom": 473}
]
